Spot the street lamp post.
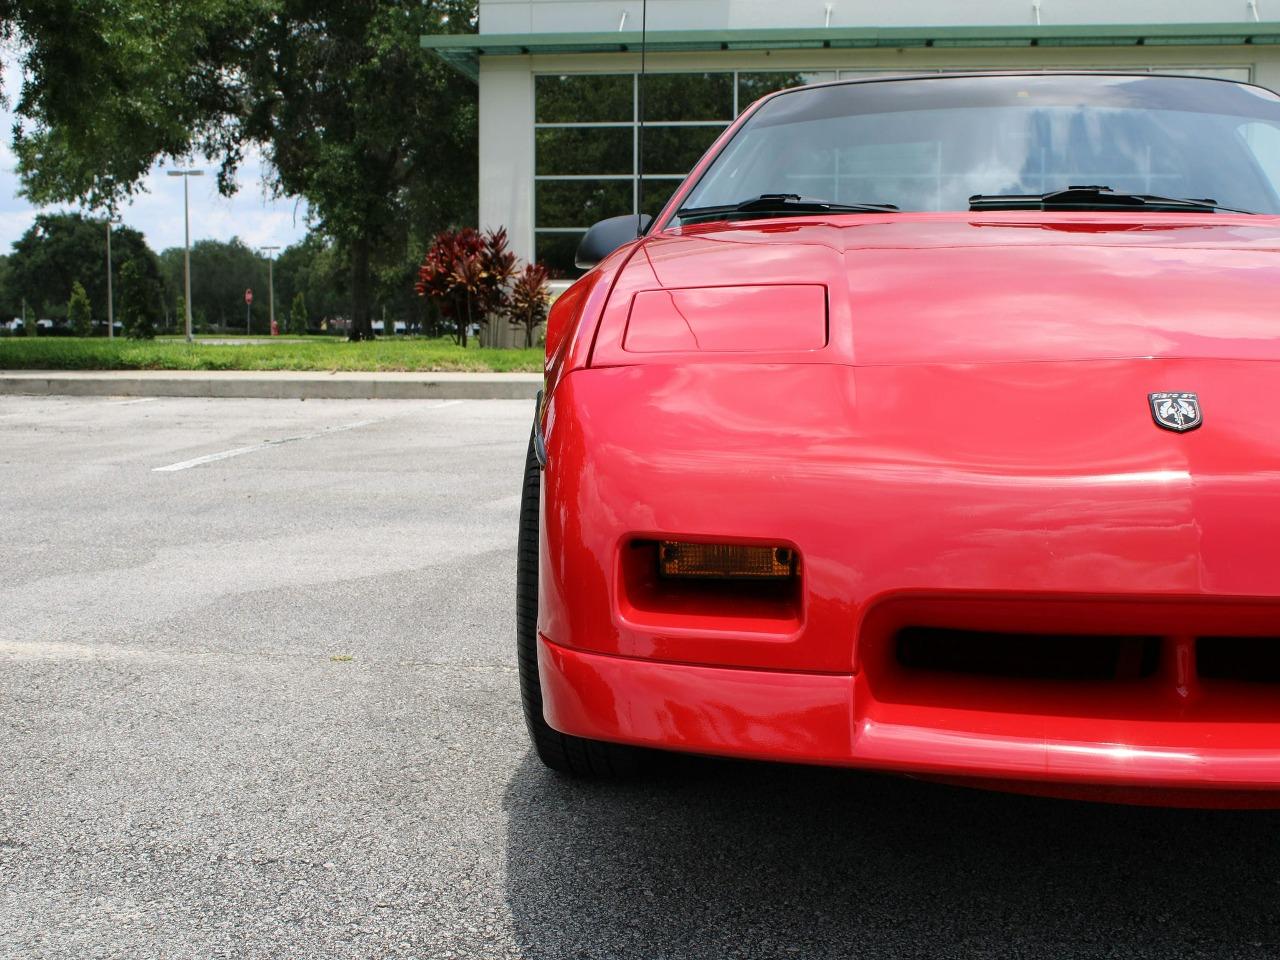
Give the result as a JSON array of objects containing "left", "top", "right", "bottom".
[
  {"left": 261, "top": 246, "right": 281, "bottom": 335},
  {"left": 105, "top": 219, "right": 116, "bottom": 339},
  {"left": 166, "top": 169, "right": 204, "bottom": 342}
]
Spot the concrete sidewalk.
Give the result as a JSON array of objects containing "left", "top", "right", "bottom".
[{"left": 0, "top": 369, "right": 542, "bottom": 400}]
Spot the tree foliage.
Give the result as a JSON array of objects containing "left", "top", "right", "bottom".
[
  {"left": 288, "top": 292, "right": 308, "bottom": 334},
  {"left": 7, "top": 0, "right": 268, "bottom": 210},
  {"left": 1, "top": 0, "right": 480, "bottom": 340},
  {"left": 505, "top": 263, "right": 551, "bottom": 348},
  {"left": 67, "top": 280, "right": 91, "bottom": 336},
  {"left": 117, "top": 259, "right": 160, "bottom": 339},
  {"left": 0, "top": 257, "right": 16, "bottom": 321},
  {"left": 273, "top": 234, "right": 348, "bottom": 326},
  {"left": 164, "top": 233, "right": 353, "bottom": 333},
  {"left": 159, "top": 238, "right": 266, "bottom": 331},
  {"left": 416, "top": 228, "right": 515, "bottom": 347},
  {"left": 240, "top": 0, "right": 478, "bottom": 339},
  {"left": 9, "top": 214, "right": 159, "bottom": 323}
]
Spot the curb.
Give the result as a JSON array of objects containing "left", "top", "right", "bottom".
[{"left": 0, "top": 372, "right": 542, "bottom": 401}]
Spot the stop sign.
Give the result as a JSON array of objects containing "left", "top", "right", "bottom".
[{"left": 245, "top": 288, "right": 254, "bottom": 305}]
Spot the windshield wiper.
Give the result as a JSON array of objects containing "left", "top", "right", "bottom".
[
  {"left": 677, "top": 193, "right": 899, "bottom": 223},
  {"left": 969, "top": 185, "right": 1254, "bottom": 215}
]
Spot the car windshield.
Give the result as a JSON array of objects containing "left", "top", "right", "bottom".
[{"left": 678, "top": 74, "right": 1280, "bottom": 218}]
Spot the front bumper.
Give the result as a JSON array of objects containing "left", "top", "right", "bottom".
[
  {"left": 539, "top": 634, "right": 1280, "bottom": 804},
  {"left": 538, "top": 361, "right": 1280, "bottom": 803}
]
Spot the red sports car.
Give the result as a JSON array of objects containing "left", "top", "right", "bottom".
[{"left": 517, "top": 72, "right": 1280, "bottom": 807}]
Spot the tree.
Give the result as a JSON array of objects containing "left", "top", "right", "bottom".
[
  {"left": 240, "top": 1, "right": 478, "bottom": 340},
  {"left": 157, "top": 233, "right": 361, "bottom": 335},
  {"left": 67, "top": 281, "right": 92, "bottom": 336},
  {"left": 0, "top": 257, "right": 16, "bottom": 323},
  {"left": 159, "top": 238, "right": 265, "bottom": 331},
  {"left": 288, "top": 292, "right": 308, "bottom": 334},
  {"left": 505, "top": 263, "right": 551, "bottom": 348},
  {"left": 416, "top": 228, "right": 515, "bottom": 347},
  {"left": 3, "top": 2, "right": 480, "bottom": 343},
  {"left": 7, "top": 0, "right": 267, "bottom": 210},
  {"left": 9, "top": 214, "right": 159, "bottom": 324},
  {"left": 274, "top": 234, "right": 348, "bottom": 327},
  {"left": 117, "top": 259, "right": 159, "bottom": 339}
]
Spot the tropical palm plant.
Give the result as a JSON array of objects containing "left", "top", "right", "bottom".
[
  {"left": 504, "top": 263, "right": 551, "bottom": 348},
  {"left": 416, "top": 228, "right": 516, "bottom": 347}
]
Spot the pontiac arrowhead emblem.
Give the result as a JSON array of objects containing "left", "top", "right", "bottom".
[{"left": 1149, "top": 392, "right": 1202, "bottom": 433}]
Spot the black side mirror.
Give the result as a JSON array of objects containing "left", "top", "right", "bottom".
[{"left": 575, "top": 214, "right": 653, "bottom": 271}]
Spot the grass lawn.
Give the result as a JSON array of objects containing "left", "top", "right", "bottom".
[
  {"left": 155, "top": 332, "right": 317, "bottom": 340},
  {"left": 0, "top": 336, "right": 543, "bottom": 373}
]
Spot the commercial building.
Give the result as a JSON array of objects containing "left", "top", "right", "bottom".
[{"left": 422, "top": 0, "right": 1280, "bottom": 330}]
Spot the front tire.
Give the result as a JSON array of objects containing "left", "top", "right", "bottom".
[{"left": 516, "top": 428, "right": 639, "bottom": 777}]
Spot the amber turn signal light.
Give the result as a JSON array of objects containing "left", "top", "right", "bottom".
[{"left": 657, "top": 541, "right": 797, "bottom": 580}]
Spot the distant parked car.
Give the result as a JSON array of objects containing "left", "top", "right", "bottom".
[{"left": 5, "top": 318, "right": 56, "bottom": 332}]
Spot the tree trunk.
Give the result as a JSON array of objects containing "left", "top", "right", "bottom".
[
  {"left": 452, "top": 293, "right": 466, "bottom": 347},
  {"left": 348, "top": 237, "right": 374, "bottom": 341}
]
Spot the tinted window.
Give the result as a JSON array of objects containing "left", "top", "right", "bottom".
[
  {"left": 682, "top": 75, "right": 1280, "bottom": 216},
  {"left": 536, "top": 75, "right": 632, "bottom": 124}
]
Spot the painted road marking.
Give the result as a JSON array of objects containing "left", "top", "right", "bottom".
[{"left": 153, "top": 401, "right": 463, "bottom": 472}]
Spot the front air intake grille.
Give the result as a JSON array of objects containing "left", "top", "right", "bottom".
[
  {"left": 861, "top": 597, "right": 1280, "bottom": 722},
  {"left": 1197, "top": 637, "right": 1280, "bottom": 683},
  {"left": 895, "top": 627, "right": 1161, "bottom": 682}
]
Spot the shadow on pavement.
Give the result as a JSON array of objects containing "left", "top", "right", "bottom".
[{"left": 504, "top": 753, "right": 1280, "bottom": 959}]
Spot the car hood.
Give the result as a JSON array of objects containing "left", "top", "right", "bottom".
[{"left": 638, "top": 213, "right": 1280, "bottom": 365}]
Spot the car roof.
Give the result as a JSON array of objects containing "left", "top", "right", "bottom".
[{"left": 761, "top": 70, "right": 1276, "bottom": 104}]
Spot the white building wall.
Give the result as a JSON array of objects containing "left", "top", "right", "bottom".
[
  {"left": 478, "top": 58, "right": 536, "bottom": 264},
  {"left": 482, "top": 0, "right": 1270, "bottom": 34},
  {"left": 477, "top": 58, "right": 536, "bottom": 346}
]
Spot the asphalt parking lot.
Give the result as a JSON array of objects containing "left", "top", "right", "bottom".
[{"left": 2, "top": 394, "right": 1279, "bottom": 959}]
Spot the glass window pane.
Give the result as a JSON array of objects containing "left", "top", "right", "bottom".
[
  {"left": 536, "top": 233, "right": 586, "bottom": 279},
  {"left": 537, "top": 74, "right": 633, "bottom": 124},
  {"left": 683, "top": 81, "right": 1280, "bottom": 215},
  {"left": 642, "top": 73, "right": 733, "bottom": 122},
  {"left": 642, "top": 125, "right": 726, "bottom": 175},
  {"left": 1238, "top": 121, "right": 1280, "bottom": 200},
  {"left": 537, "top": 127, "right": 633, "bottom": 176},
  {"left": 738, "top": 72, "right": 837, "bottom": 111},
  {"left": 639, "top": 178, "right": 683, "bottom": 215},
  {"left": 536, "top": 179, "right": 633, "bottom": 228}
]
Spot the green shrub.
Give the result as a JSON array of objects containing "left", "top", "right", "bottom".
[
  {"left": 289, "top": 292, "right": 308, "bottom": 335},
  {"left": 67, "top": 281, "right": 93, "bottom": 337},
  {"left": 118, "top": 260, "right": 159, "bottom": 339}
]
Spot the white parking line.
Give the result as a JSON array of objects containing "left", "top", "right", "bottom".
[
  {"left": 153, "top": 401, "right": 463, "bottom": 472},
  {"left": 154, "top": 441, "right": 299, "bottom": 472},
  {"left": 106, "top": 397, "right": 158, "bottom": 406}
]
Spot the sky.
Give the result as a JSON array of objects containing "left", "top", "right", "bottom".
[{"left": 0, "top": 62, "right": 309, "bottom": 256}]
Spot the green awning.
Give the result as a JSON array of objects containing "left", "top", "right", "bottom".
[{"left": 422, "top": 22, "right": 1280, "bottom": 81}]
